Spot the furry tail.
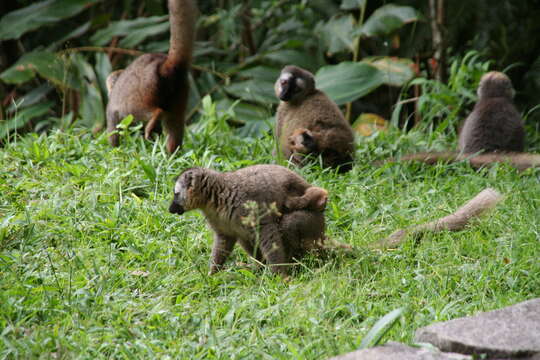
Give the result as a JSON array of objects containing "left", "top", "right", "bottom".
[
  {"left": 162, "top": 0, "right": 197, "bottom": 72},
  {"left": 379, "top": 151, "right": 540, "bottom": 171},
  {"left": 372, "top": 188, "right": 503, "bottom": 249}
]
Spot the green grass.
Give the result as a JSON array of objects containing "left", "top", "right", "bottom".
[{"left": 0, "top": 121, "right": 539, "bottom": 359}]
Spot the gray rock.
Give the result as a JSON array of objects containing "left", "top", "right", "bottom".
[
  {"left": 328, "top": 342, "right": 471, "bottom": 360},
  {"left": 415, "top": 298, "right": 540, "bottom": 358}
]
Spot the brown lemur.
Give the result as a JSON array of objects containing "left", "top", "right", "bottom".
[
  {"left": 106, "top": 0, "right": 197, "bottom": 153},
  {"left": 458, "top": 71, "right": 524, "bottom": 153},
  {"left": 168, "top": 165, "right": 347, "bottom": 277},
  {"left": 275, "top": 65, "right": 356, "bottom": 173},
  {"left": 382, "top": 71, "right": 540, "bottom": 170}
]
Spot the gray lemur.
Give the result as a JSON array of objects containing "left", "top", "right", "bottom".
[
  {"left": 169, "top": 165, "right": 343, "bottom": 277},
  {"left": 458, "top": 71, "right": 524, "bottom": 153},
  {"left": 381, "top": 71, "right": 540, "bottom": 170}
]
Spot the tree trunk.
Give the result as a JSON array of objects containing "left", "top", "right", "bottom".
[{"left": 429, "top": 0, "right": 447, "bottom": 82}]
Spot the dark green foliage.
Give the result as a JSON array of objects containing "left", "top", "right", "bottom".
[
  {"left": 2, "top": 0, "right": 538, "bottom": 138},
  {"left": 0, "top": 0, "right": 422, "bottom": 138}
]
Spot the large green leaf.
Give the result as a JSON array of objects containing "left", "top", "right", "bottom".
[
  {"left": 0, "top": 60, "right": 36, "bottom": 84},
  {"left": 94, "top": 53, "right": 112, "bottom": 100},
  {"left": 0, "top": 0, "right": 99, "bottom": 40},
  {"left": 0, "top": 51, "right": 81, "bottom": 89},
  {"left": 364, "top": 57, "right": 415, "bottom": 86},
  {"left": 237, "top": 66, "right": 280, "bottom": 83},
  {"left": 188, "top": 95, "right": 270, "bottom": 139},
  {"left": 214, "top": 98, "right": 272, "bottom": 138},
  {"left": 316, "top": 62, "right": 384, "bottom": 105},
  {"left": 224, "top": 80, "right": 278, "bottom": 105},
  {"left": 317, "top": 15, "right": 356, "bottom": 55},
  {"left": 71, "top": 54, "right": 105, "bottom": 128},
  {"left": 145, "top": 39, "right": 170, "bottom": 54},
  {"left": 7, "top": 84, "right": 53, "bottom": 113},
  {"left": 120, "top": 22, "right": 169, "bottom": 49},
  {"left": 215, "top": 99, "right": 270, "bottom": 125},
  {"left": 47, "top": 22, "right": 91, "bottom": 51},
  {"left": 237, "top": 118, "right": 272, "bottom": 138},
  {"left": 341, "top": 0, "right": 366, "bottom": 10},
  {"left": 91, "top": 16, "right": 168, "bottom": 47},
  {"left": 361, "top": 5, "right": 421, "bottom": 37},
  {"left": 263, "top": 49, "right": 319, "bottom": 71}
]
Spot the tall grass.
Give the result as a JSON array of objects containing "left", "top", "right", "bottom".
[{"left": 0, "top": 102, "right": 539, "bottom": 358}]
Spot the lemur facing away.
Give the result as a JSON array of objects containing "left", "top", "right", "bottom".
[
  {"left": 275, "top": 65, "right": 355, "bottom": 173},
  {"left": 381, "top": 71, "right": 540, "bottom": 170},
  {"left": 458, "top": 71, "right": 524, "bottom": 153},
  {"left": 106, "top": 0, "right": 196, "bottom": 153}
]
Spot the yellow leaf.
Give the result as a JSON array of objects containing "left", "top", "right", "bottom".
[{"left": 352, "top": 113, "right": 389, "bottom": 136}]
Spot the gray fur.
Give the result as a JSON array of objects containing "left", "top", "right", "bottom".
[
  {"left": 169, "top": 165, "right": 331, "bottom": 276},
  {"left": 458, "top": 71, "right": 524, "bottom": 154}
]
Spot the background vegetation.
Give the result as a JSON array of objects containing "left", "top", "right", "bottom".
[
  {"left": 0, "top": 0, "right": 539, "bottom": 359},
  {"left": 1, "top": 114, "right": 539, "bottom": 358},
  {"left": 1, "top": 0, "right": 539, "bottom": 138}
]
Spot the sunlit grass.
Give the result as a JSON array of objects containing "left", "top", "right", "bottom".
[{"left": 0, "top": 119, "right": 539, "bottom": 359}]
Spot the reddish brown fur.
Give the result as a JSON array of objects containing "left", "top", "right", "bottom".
[{"left": 106, "top": 0, "right": 196, "bottom": 153}]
